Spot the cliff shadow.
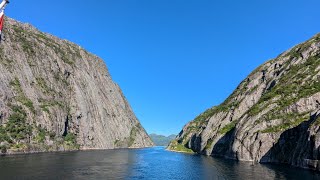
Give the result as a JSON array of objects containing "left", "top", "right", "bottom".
[
  {"left": 260, "top": 111, "right": 320, "bottom": 170},
  {"left": 210, "top": 127, "right": 237, "bottom": 160}
]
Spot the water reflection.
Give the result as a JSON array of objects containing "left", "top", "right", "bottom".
[
  {"left": 0, "top": 150, "right": 134, "bottom": 179},
  {"left": 200, "top": 155, "right": 319, "bottom": 180},
  {"left": 0, "top": 147, "right": 319, "bottom": 180}
]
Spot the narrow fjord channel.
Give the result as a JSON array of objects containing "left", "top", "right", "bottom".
[{"left": 0, "top": 147, "right": 319, "bottom": 180}]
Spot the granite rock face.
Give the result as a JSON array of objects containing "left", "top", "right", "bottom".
[
  {"left": 0, "top": 18, "right": 153, "bottom": 154},
  {"left": 168, "top": 33, "right": 320, "bottom": 171}
]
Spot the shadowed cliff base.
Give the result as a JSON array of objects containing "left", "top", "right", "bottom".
[
  {"left": 168, "top": 33, "right": 320, "bottom": 171},
  {"left": 261, "top": 110, "right": 320, "bottom": 170},
  {"left": 210, "top": 127, "right": 237, "bottom": 160}
]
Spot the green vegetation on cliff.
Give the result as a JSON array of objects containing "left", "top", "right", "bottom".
[
  {"left": 169, "top": 33, "right": 320, "bottom": 155},
  {"left": 168, "top": 140, "right": 194, "bottom": 153},
  {"left": 0, "top": 106, "right": 32, "bottom": 143},
  {"left": 10, "top": 78, "right": 35, "bottom": 113},
  {"left": 0, "top": 104, "right": 80, "bottom": 153},
  {"left": 149, "top": 134, "right": 176, "bottom": 146},
  {"left": 218, "top": 120, "right": 238, "bottom": 134},
  {"left": 1, "top": 17, "right": 154, "bottom": 154}
]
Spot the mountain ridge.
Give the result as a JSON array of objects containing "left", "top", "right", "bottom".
[
  {"left": 149, "top": 133, "right": 176, "bottom": 146},
  {"left": 168, "top": 33, "right": 320, "bottom": 171},
  {"left": 0, "top": 17, "right": 153, "bottom": 154}
]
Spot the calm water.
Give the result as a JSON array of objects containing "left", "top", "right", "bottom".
[{"left": 0, "top": 147, "right": 319, "bottom": 180}]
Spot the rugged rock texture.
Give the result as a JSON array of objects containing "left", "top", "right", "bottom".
[
  {"left": 0, "top": 18, "right": 153, "bottom": 154},
  {"left": 168, "top": 33, "right": 320, "bottom": 171}
]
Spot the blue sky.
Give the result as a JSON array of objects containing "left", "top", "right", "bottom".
[{"left": 6, "top": 0, "right": 320, "bottom": 136}]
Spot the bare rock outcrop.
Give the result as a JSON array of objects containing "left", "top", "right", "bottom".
[
  {"left": 0, "top": 17, "right": 153, "bottom": 154},
  {"left": 168, "top": 33, "right": 320, "bottom": 171}
]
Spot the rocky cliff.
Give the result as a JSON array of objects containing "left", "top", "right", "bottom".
[
  {"left": 0, "top": 18, "right": 153, "bottom": 154},
  {"left": 168, "top": 33, "right": 320, "bottom": 171}
]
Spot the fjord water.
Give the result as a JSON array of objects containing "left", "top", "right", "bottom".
[{"left": 0, "top": 147, "right": 319, "bottom": 180}]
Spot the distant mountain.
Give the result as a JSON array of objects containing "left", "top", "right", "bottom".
[{"left": 149, "top": 134, "right": 176, "bottom": 146}]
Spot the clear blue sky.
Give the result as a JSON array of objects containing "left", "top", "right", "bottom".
[{"left": 6, "top": 0, "right": 320, "bottom": 136}]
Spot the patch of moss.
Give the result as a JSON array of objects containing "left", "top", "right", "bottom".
[
  {"left": 9, "top": 78, "right": 22, "bottom": 93},
  {"left": 11, "top": 143, "right": 27, "bottom": 150},
  {"left": 204, "top": 139, "right": 214, "bottom": 150},
  {"left": 181, "top": 102, "right": 239, "bottom": 143},
  {"left": 0, "top": 106, "right": 32, "bottom": 143},
  {"left": 0, "top": 126, "right": 11, "bottom": 143},
  {"left": 53, "top": 72, "right": 70, "bottom": 86},
  {"left": 33, "top": 126, "right": 56, "bottom": 144},
  {"left": 0, "top": 47, "right": 14, "bottom": 70},
  {"left": 218, "top": 121, "right": 238, "bottom": 134},
  {"left": 40, "top": 106, "right": 50, "bottom": 113},
  {"left": 248, "top": 85, "right": 259, "bottom": 94},
  {"left": 35, "top": 128, "right": 46, "bottom": 143},
  {"left": 168, "top": 140, "right": 194, "bottom": 153},
  {"left": 16, "top": 96, "right": 35, "bottom": 113},
  {"left": 12, "top": 25, "right": 35, "bottom": 56},
  {"left": 128, "top": 126, "right": 138, "bottom": 147},
  {"left": 39, "top": 99, "right": 64, "bottom": 114},
  {"left": 247, "top": 53, "right": 320, "bottom": 118},
  {"left": 36, "top": 77, "right": 54, "bottom": 94},
  {"left": 61, "top": 53, "right": 75, "bottom": 65},
  {"left": 114, "top": 139, "right": 120, "bottom": 146},
  {"left": 9, "top": 78, "right": 35, "bottom": 113},
  {"left": 0, "top": 144, "right": 7, "bottom": 153},
  {"left": 261, "top": 113, "right": 310, "bottom": 133},
  {"left": 32, "top": 31, "right": 76, "bottom": 66},
  {"left": 63, "top": 133, "right": 80, "bottom": 149},
  {"left": 64, "top": 133, "right": 76, "bottom": 144}
]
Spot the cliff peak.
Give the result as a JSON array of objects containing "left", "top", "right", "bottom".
[
  {"left": 168, "top": 33, "right": 320, "bottom": 171},
  {"left": 0, "top": 17, "right": 153, "bottom": 154}
]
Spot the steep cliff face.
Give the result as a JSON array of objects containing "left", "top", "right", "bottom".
[
  {"left": 168, "top": 33, "right": 320, "bottom": 170},
  {"left": 0, "top": 18, "right": 153, "bottom": 154}
]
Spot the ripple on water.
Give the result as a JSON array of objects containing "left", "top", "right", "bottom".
[{"left": 0, "top": 147, "right": 319, "bottom": 180}]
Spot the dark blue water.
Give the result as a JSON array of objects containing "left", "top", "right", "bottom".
[{"left": 0, "top": 147, "right": 319, "bottom": 180}]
